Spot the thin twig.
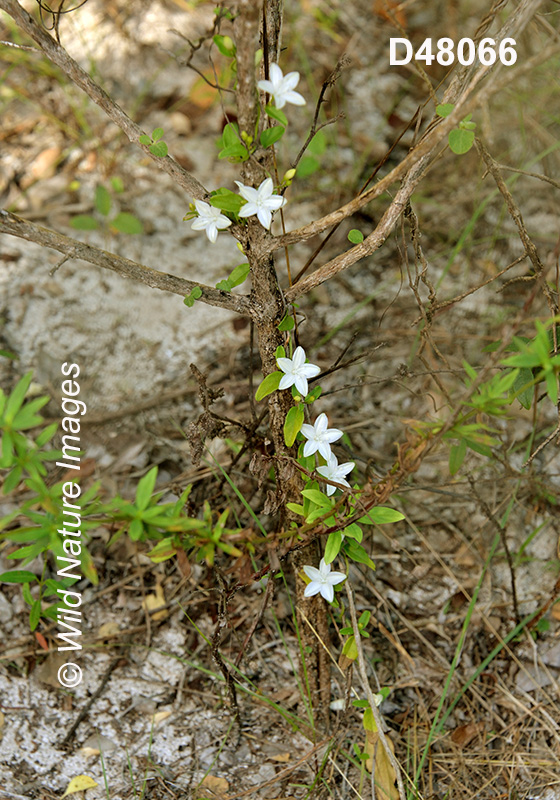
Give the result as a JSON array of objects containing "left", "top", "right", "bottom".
[
  {"left": 345, "top": 582, "right": 407, "bottom": 800},
  {"left": 0, "top": 209, "right": 250, "bottom": 314}
]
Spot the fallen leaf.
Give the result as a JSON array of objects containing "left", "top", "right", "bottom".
[
  {"left": 450, "top": 721, "right": 485, "bottom": 747},
  {"left": 365, "top": 731, "right": 399, "bottom": 800},
  {"left": 201, "top": 774, "right": 229, "bottom": 795},
  {"left": 35, "top": 631, "right": 49, "bottom": 650},
  {"left": 270, "top": 752, "right": 291, "bottom": 762},
  {"left": 142, "top": 583, "right": 167, "bottom": 621},
  {"left": 60, "top": 775, "right": 98, "bottom": 797},
  {"left": 151, "top": 710, "right": 172, "bottom": 726},
  {"left": 98, "top": 622, "right": 120, "bottom": 638}
]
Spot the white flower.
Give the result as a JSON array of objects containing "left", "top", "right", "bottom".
[
  {"left": 191, "top": 200, "right": 232, "bottom": 243},
  {"left": 235, "top": 177, "right": 286, "bottom": 230},
  {"left": 317, "top": 453, "right": 355, "bottom": 496},
  {"left": 301, "top": 413, "right": 343, "bottom": 461},
  {"left": 277, "top": 346, "right": 320, "bottom": 397},
  {"left": 257, "top": 63, "right": 306, "bottom": 109},
  {"left": 303, "top": 558, "right": 346, "bottom": 603}
]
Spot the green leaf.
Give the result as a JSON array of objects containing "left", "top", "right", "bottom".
[
  {"left": 436, "top": 103, "right": 454, "bottom": 118},
  {"left": 359, "top": 506, "right": 404, "bottom": 524},
  {"left": 36, "top": 422, "right": 58, "bottom": 448},
  {"left": 301, "top": 488, "right": 331, "bottom": 507},
  {"left": 343, "top": 522, "right": 362, "bottom": 542},
  {"left": 129, "top": 518, "right": 144, "bottom": 541},
  {"left": 29, "top": 598, "right": 42, "bottom": 630},
  {"left": 221, "top": 122, "right": 239, "bottom": 147},
  {"left": 348, "top": 229, "right": 364, "bottom": 244},
  {"left": 71, "top": 214, "right": 98, "bottom": 231},
  {"left": 286, "top": 502, "right": 305, "bottom": 516},
  {"left": 297, "top": 155, "right": 320, "bottom": 178},
  {"left": 218, "top": 143, "right": 249, "bottom": 161},
  {"left": 275, "top": 345, "right": 286, "bottom": 359},
  {"left": 324, "top": 531, "right": 342, "bottom": 564},
  {"left": 191, "top": 286, "right": 202, "bottom": 299},
  {"left": 94, "top": 184, "right": 112, "bottom": 216},
  {"left": 308, "top": 129, "right": 327, "bottom": 155},
  {"left": 213, "top": 34, "right": 236, "bottom": 57},
  {"left": 111, "top": 212, "right": 143, "bottom": 235},
  {"left": 228, "top": 262, "right": 250, "bottom": 287},
  {"left": 216, "top": 279, "right": 232, "bottom": 292},
  {"left": 255, "top": 371, "right": 283, "bottom": 401},
  {"left": 136, "top": 466, "right": 158, "bottom": 510},
  {"left": 278, "top": 314, "right": 295, "bottom": 331},
  {"left": 449, "top": 438, "right": 467, "bottom": 475},
  {"left": 508, "top": 371, "right": 530, "bottom": 409},
  {"left": 149, "top": 141, "right": 168, "bottom": 158},
  {"left": 448, "top": 128, "right": 475, "bottom": 155},
  {"left": 209, "top": 190, "right": 245, "bottom": 214},
  {"left": 260, "top": 126, "right": 285, "bottom": 148},
  {"left": 3, "top": 465, "right": 22, "bottom": 494},
  {"left": 184, "top": 294, "right": 195, "bottom": 307},
  {"left": 344, "top": 539, "right": 376, "bottom": 570},
  {"left": 0, "top": 570, "right": 38, "bottom": 583},
  {"left": 305, "top": 386, "right": 322, "bottom": 404},
  {"left": 110, "top": 176, "right": 124, "bottom": 193},
  {"left": 139, "top": 134, "right": 152, "bottom": 145},
  {"left": 151, "top": 127, "right": 164, "bottom": 141},
  {"left": 284, "top": 404, "right": 304, "bottom": 447},
  {"left": 265, "top": 104, "right": 288, "bottom": 126},
  {"left": 4, "top": 372, "right": 33, "bottom": 424}
]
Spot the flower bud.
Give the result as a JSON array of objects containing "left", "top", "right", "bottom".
[{"left": 284, "top": 168, "right": 296, "bottom": 181}]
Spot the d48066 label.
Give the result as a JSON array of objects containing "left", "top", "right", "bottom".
[{"left": 390, "top": 37, "right": 517, "bottom": 67}]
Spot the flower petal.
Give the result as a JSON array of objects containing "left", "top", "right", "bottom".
[
  {"left": 257, "top": 207, "right": 273, "bottom": 229},
  {"left": 304, "top": 582, "right": 321, "bottom": 597},
  {"left": 294, "top": 375, "right": 309, "bottom": 397},
  {"left": 285, "top": 90, "right": 306, "bottom": 106},
  {"left": 318, "top": 442, "right": 333, "bottom": 461},
  {"left": 278, "top": 373, "right": 295, "bottom": 390},
  {"left": 319, "top": 583, "right": 335, "bottom": 603},
  {"left": 303, "top": 565, "right": 322, "bottom": 581},
  {"left": 257, "top": 79, "right": 274, "bottom": 94},
  {"left": 326, "top": 571, "right": 347, "bottom": 586},
  {"left": 282, "top": 71, "right": 301, "bottom": 91},
  {"left": 303, "top": 440, "right": 317, "bottom": 458}
]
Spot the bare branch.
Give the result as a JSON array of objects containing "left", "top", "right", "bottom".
[
  {"left": 284, "top": 156, "right": 431, "bottom": 302},
  {"left": 0, "top": 0, "right": 207, "bottom": 200},
  {"left": 264, "top": 0, "right": 547, "bottom": 254},
  {"left": 0, "top": 210, "right": 250, "bottom": 314}
]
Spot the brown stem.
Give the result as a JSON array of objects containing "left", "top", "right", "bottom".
[{"left": 0, "top": 210, "right": 250, "bottom": 314}]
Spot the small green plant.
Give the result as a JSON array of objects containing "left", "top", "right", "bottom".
[
  {"left": 138, "top": 127, "right": 169, "bottom": 157},
  {"left": 436, "top": 103, "right": 477, "bottom": 155},
  {"left": 0, "top": 374, "right": 99, "bottom": 629},
  {"left": 71, "top": 179, "right": 143, "bottom": 234}
]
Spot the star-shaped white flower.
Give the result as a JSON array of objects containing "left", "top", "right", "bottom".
[
  {"left": 277, "top": 346, "right": 320, "bottom": 397},
  {"left": 303, "top": 558, "right": 346, "bottom": 603},
  {"left": 191, "top": 200, "right": 232, "bottom": 243},
  {"left": 317, "top": 453, "right": 355, "bottom": 496},
  {"left": 257, "top": 63, "right": 306, "bottom": 109},
  {"left": 301, "top": 413, "right": 343, "bottom": 461},
  {"left": 235, "top": 177, "right": 286, "bottom": 230}
]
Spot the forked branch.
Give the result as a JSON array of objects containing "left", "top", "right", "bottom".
[{"left": 0, "top": 210, "right": 250, "bottom": 314}]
